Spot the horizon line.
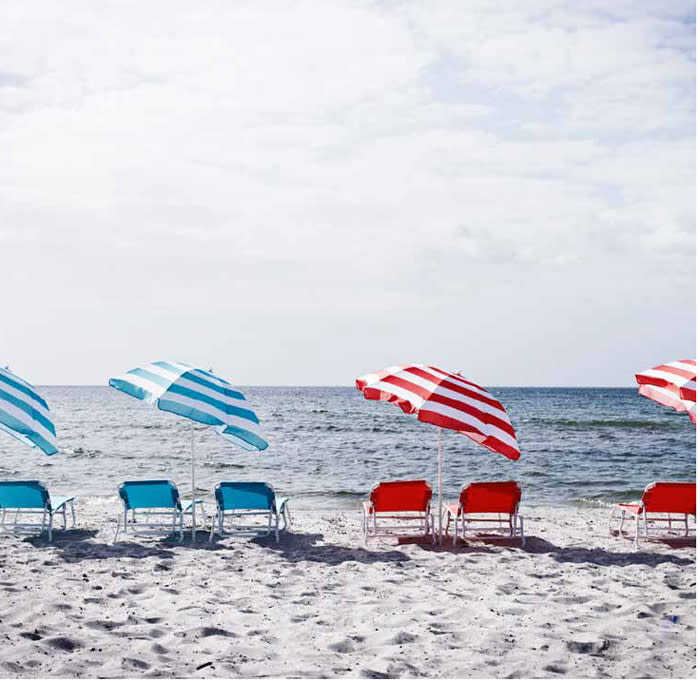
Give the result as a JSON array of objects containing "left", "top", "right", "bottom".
[{"left": 36, "top": 383, "right": 640, "bottom": 389}]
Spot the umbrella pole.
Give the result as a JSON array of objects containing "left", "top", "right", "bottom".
[
  {"left": 437, "top": 427, "right": 443, "bottom": 545},
  {"left": 191, "top": 422, "right": 196, "bottom": 542}
]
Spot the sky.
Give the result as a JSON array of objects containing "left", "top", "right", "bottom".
[{"left": 0, "top": 0, "right": 696, "bottom": 387}]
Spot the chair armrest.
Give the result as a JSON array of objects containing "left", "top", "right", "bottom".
[
  {"left": 443, "top": 503, "right": 460, "bottom": 518},
  {"left": 362, "top": 501, "right": 373, "bottom": 516},
  {"left": 182, "top": 499, "right": 205, "bottom": 512},
  {"left": 275, "top": 497, "right": 290, "bottom": 514},
  {"left": 50, "top": 495, "right": 76, "bottom": 512},
  {"left": 614, "top": 503, "right": 642, "bottom": 515}
]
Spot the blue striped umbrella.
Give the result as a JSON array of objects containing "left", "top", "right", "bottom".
[
  {"left": 0, "top": 367, "right": 58, "bottom": 456},
  {"left": 108, "top": 360, "right": 268, "bottom": 538}
]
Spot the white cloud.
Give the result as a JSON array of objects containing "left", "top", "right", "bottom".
[{"left": 0, "top": 0, "right": 694, "bottom": 385}]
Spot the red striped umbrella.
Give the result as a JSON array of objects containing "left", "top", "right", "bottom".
[
  {"left": 356, "top": 364, "right": 521, "bottom": 541},
  {"left": 635, "top": 359, "right": 696, "bottom": 425}
]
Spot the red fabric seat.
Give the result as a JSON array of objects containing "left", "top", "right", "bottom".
[
  {"left": 457, "top": 481, "right": 521, "bottom": 516},
  {"left": 615, "top": 482, "right": 696, "bottom": 516},
  {"left": 367, "top": 480, "right": 432, "bottom": 514},
  {"left": 444, "top": 481, "right": 525, "bottom": 546},
  {"left": 362, "top": 480, "right": 434, "bottom": 542},
  {"left": 610, "top": 482, "right": 696, "bottom": 547}
]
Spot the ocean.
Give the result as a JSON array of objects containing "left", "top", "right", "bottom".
[{"left": 0, "top": 387, "right": 695, "bottom": 508}]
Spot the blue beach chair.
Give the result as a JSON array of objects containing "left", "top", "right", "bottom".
[
  {"left": 209, "top": 482, "right": 291, "bottom": 542},
  {"left": 0, "top": 481, "right": 76, "bottom": 541},
  {"left": 115, "top": 479, "right": 203, "bottom": 542}
]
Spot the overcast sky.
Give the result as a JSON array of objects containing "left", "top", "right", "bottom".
[{"left": 1, "top": 1, "right": 695, "bottom": 387}]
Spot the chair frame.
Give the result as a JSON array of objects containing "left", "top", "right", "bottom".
[
  {"left": 209, "top": 482, "right": 291, "bottom": 543},
  {"left": 609, "top": 482, "right": 696, "bottom": 548},
  {"left": 0, "top": 481, "right": 76, "bottom": 542},
  {"left": 444, "top": 482, "right": 525, "bottom": 547},
  {"left": 114, "top": 480, "right": 203, "bottom": 542},
  {"left": 362, "top": 480, "right": 435, "bottom": 543}
]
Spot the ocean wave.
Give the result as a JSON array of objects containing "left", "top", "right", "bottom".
[{"left": 530, "top": 418, "right": 679, "bottom": 429}]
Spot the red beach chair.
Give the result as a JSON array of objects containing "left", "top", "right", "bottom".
[
  {"left": 443, "top": 481, "right": 525, "bottom": 546},
  {"left": 362, "top": 480, "right": 434, "bottom": 543},
  {"left": 609, "top": 481, "right": 696, "bottom": 547}
]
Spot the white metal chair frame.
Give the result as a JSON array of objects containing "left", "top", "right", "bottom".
[
  {"left": 444, "top": 505, "right": 525, "bottom": 547},
  {"left": 609, "top": 505, "right": 696, "bottom": 548},
  {"left": 0, "top": 498, "right": 76, "bottom": 542},
  {"left": 113, "top": 485, "right": 205, "bottom": 542},
  {"left": 209, "top": 499, "right": 291, "bottom": 543},
  {"left": 362, "top": 504, "right": 435, "bottom": 543}
]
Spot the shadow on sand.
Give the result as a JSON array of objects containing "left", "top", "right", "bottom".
[
  {"left": 412, "top": 533, "right": 695, "bottom": 567},
  {"left": 18, "top": 524, "right": 695, "bottom": 569},
  {"left": 252, "top": 530, "right": 411, "bottom": 565}
]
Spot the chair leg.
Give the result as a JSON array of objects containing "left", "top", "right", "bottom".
[
  {"left": 209, "top": 512, "right": 216, "bottom": 543},
  {"left": 47, "top": 514, "right": 53, "bottom": 542},
  {"left": 634, "top": 515, "right": 639, "bottom": 549},
  {"left": 684, "top": 515, "right": 689, "bottom": 537},
  {"left": 274, "top": 514, "right": 280, "bottom": 543}
]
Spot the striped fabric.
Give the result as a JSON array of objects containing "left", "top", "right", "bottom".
[
  {"left": 109, "top": 361, "right": 268, "bottom": 451},
  {"left": 635, "top": 359, "right": 696, "bottom": 425},
  {"left": 0, "top": 368, "right": 58, "bottom": 456},
  {"left": 356, "top": 364, "right": 520, "bottom": 460}
]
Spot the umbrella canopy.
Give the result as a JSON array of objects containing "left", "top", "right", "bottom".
[
  {"left": 356, "top": 364, "right": 520, "bottom": 459},
  {"left": 635, "top": 359, "right": 696, "bottom": 425},
  {"left": 0, "top": 367, "right": 58, "bottom": 456},
  {"left": 109, "top": 360, "right": 268, "bottom": 538},
  {"left": 109, "top": 360, "right": 268, "bottom": 450},
  {"left": 356, "top": 364, "right": 520, "bottom": 541}
]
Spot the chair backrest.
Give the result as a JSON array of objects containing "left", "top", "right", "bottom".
[
  {"left": 119, "top": 480, "right": 181, "bottom": 510},
  {"left": 370, "top": 480, "right": 432, "bottom": 513},
  {"left": 641, "top": 482, "right": 696, "bottom": 515},
  {"left": 460, "top": 481, "right": 522, "bottom": 515},
  {"left": 215, "top": 482, "right": 275, "bottom": 511},
  {"left": 0, "top": 480, "right": 50, "bottom": 510}
]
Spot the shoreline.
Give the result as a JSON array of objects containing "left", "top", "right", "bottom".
[{"left": 0, "top": 502, "right": 694, "bottom": 678}]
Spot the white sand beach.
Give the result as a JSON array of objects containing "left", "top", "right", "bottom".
[{"left": 0, "top": 500, "right": 694, "bottom": 679}]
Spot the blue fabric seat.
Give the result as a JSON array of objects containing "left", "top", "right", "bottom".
[
  {"left": 0, "top": 480, "right": 76, "bottom": 541},
  {"left": 115, "top": 480, "right": 202, "bottom": 541},
  {"left": 209, "top": 482, "right": 290, "bottom": 542}
]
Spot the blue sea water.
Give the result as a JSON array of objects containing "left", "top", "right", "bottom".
[{"left": 0, "top": 387, "right": 695, "bottom": 508}]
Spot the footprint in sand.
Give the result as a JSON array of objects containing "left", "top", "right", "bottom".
[
  {"left": 390, "top": 631, "right": 417, "bottom": 645},
  {"left": 122, "top": 658, "right": 150, "bottom": 670},
  {"left": 19, "top": 630, "right": 44, "bottom": 641},
  {"left": 42, "top": 636, "right": 82, "bottom": 653},
  {"left": 329, "top": 638, "right": 356, "bottom": 653},
  {"left": 551, "top": 595, "right": 590, "bottom": 605},
  {"left": 198, "top": 626, "right": 237, "bottom": 638},
  {"left": 84, "top": 619, "right": 124, "bottom": 632}
]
